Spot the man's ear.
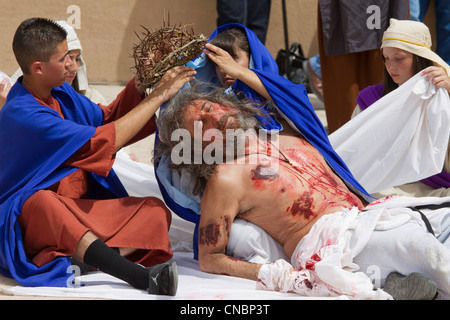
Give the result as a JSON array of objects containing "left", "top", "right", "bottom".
[{"left": 30, "top": 61, "right": 45, "bottom": 76}]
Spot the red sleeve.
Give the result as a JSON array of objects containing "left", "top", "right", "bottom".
[
  {"left": 99, "top": 78, "right": 157, "bottom": 145},
  {"left": 66, "top": 78, "right": 156, "bottom": 176},
  {"left": 65, "top": 122, "right": 116, "bottom": 176}
]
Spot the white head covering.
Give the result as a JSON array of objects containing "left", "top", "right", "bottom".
[
  {"left": 0, "top": 71, "right": 12, "bottom": 87},
  {"left": 381, "top": 18, "right": 450, "bottom": 76},
  {"left": 55, "top": 20, "right": 89, "bottom": 92}
]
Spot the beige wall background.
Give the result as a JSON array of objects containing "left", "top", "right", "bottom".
[{"left": 0, "top": 0, "right": 320, "bottom": 85}]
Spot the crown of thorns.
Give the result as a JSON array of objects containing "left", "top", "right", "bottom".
[{"left": 131, "top": 23, "right": 207, "bottom": 89}]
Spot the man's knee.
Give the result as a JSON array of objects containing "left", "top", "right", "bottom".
[
  {"left": 26, "top": 189, "right": 59, "bottom": 204},
  {"left": 20, "top": 190, "right": 60, "bottom": 223}
]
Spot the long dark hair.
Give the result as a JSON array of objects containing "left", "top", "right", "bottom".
[
  {"left": 209, "top": 28, "right": 250, "bottom": 59},
  {"left": 382, "top": 53, "right": 434, "bottom": 96}
]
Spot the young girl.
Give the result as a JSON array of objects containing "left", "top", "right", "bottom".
[
  {"left": 353, "top": 19, "right": 450, "bottom": 197},
  {"left": 205, "top": 27, "right": 271, "bottom": 101}
]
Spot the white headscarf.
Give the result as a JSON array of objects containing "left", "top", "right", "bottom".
[
  {"left": 381, "top": 19, "right": 450, "bottom": 76},
  {"left": 0, "top": 71, "right": 12, "bottom": 87},
  {"left": 55, "top": 20, "right": 89, "bottom": 92}
]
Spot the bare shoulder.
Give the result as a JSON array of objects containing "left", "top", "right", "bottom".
[
  {"left": 207, "top": 163, "right": 248, "bottom": 190},
  {"left": 201, "top": 163, "right": 249, "bottom": 214}
]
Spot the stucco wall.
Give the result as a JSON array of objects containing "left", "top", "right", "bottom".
[{"left": 0, "top": 0, "right": 320, "bottom": 85}]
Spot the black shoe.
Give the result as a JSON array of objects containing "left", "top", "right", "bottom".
[
  {"left": 384, "top": 272, "right": 437, "bottom": 300},
  {"left": 148, "top": 261, "right": 178, "bottom": 296}
]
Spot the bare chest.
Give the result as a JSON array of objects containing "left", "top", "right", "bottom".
[{"left": 236, "top": 137, "right": 363, "bottom": 221}]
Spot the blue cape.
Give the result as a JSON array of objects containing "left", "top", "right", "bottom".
[
  {"left": 0, "top": 78, "right": 127, "bottom": 287},
  {"left": 155, "top": 24, "right": 372, "bottom": 259}
]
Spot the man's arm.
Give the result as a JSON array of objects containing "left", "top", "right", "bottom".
[
  {"left": 114, "top": 66, "right": 196, "bottom": 152},
  {"left": 64, "top": 67, "right": 196, "bottom": 175},
  {"left": 197, "top": 171, "right": 263, "bottom": 281}
]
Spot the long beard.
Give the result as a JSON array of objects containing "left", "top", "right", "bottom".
[{"left": 216, "top": 111, "right": 259, "bottom": 132}]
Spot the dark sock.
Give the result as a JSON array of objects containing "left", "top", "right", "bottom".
[
  {"left": 72, "top": 247, "right": 120, "bottom": 275},
  {"left": 83, "top": 239, "right": 149, "bottom": 290},
  {"left": 71, "top": 258, "right": 94, "bottom": 275}
]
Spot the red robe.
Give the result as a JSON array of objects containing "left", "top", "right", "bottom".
[{"left": 18, "top": 80, "right": 172, "bottom": 268}]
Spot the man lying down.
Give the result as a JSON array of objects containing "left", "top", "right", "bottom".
[{"left": 155, "top": 83, "right": 450, "bottom": 300}]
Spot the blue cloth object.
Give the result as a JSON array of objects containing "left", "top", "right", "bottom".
[
  {"left": 433, "top": 0, "right": 450, "bottom": 65},
  {"left": 410, "top": 0, "right": 450, "bottom": 65},
  {"left": 409, "top": 0, "right": 422, "bottom": 21},
  {"left": 155, "top": 23, "right": 372, "bottom": 259},
  {"left": 0, "top": 78, "right": 128, "bottom": 287},
  {"left": 309, "top": 54, "right": 322, "bottom": 79}
]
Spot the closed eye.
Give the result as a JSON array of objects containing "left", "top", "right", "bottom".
[{"left": 201, "top": 102, "right": 213, "bottom": 113}]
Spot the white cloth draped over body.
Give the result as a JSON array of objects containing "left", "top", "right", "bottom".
[{"left": 256, "top": 195, "right": 450, "bottom": 299}]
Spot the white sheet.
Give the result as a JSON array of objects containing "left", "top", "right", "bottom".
[
  {"left": 258, "top": 195, "right": 450, "bottom": 300},
  {"left": 1, "top": 251, "right": 311, "bottom": 300},
  {"left": 1, "top": 212, "right": 321, "bottom": 300},
  {"left": 329, "top": 69, "right": 450, "bottom": 194}
]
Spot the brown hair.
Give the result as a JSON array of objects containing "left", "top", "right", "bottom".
[
  {"left": 209, "top": 28, "right": 250, "bottom": 59},
  {"left": 382, "top": 54, "right": 435, "bottom": 96}
]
